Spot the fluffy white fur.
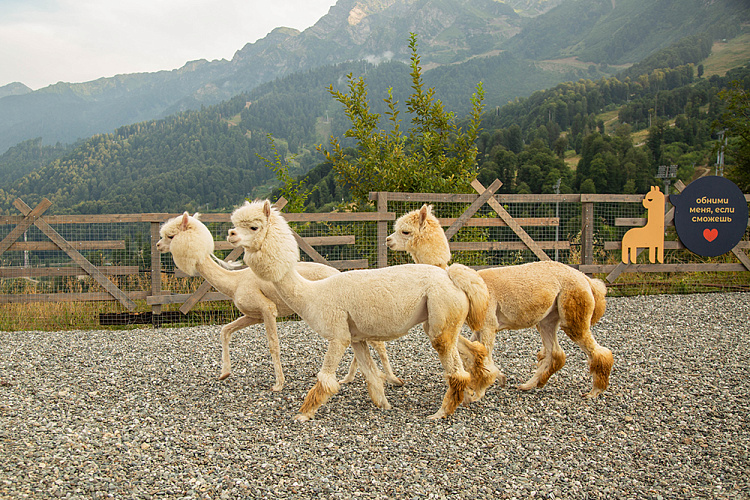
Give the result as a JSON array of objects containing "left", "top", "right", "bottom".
[
  {"left": 228, "top": 200, "right": 494, "bottom": 421},
  {"left": 387, "top": 204, "right": 613, "bottom": 399},
  {"left": 157, "top": 212, "right": 402, "bottom": 391}
]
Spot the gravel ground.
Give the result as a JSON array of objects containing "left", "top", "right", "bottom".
[{"left": 1, "top": 292, "right": 749, "bottom": 499}]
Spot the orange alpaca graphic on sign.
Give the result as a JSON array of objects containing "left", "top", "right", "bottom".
[{"left": 621, "top": 186, "right": 665, "bottom": 264}]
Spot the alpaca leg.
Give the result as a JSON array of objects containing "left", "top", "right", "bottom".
[
  {"left": 370, "top": 340, "right": 404, "bottom": 386},
  {"left": 562, "top": 325, "right": 613, "bottom": 398},
  {"left": 218, "top": 315, "right": 258, "bottom": 380},
  {"left": 426, "top": 321, "right": 471, "bottom": 420},
  {"left": 260, "top": 305, "right": 284, "bottom": 391},
  {"left": 296, "top": 338, "right": 349, "bottom": 422},
  {"left": 519, "top": 319, "right": 565, "bottom": 391},
  {"left": 559, "top": 291, "right": 614, "bottom": 398},
  {"left": 456, "top": 335, "right": 497, "bottom": 404},
  {"left": 339, "top": 353, "right": 359, "bottom": 384},
  {"left": 351, "top": 341, "right": 391, "bottom": 410}
]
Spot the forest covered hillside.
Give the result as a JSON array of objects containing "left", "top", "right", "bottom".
[
  {"left": 0, "top": 0, "right": 746, "bottom": 156},
  {"left": 0, "top": 16, "right": 748, "bottom": 214}
]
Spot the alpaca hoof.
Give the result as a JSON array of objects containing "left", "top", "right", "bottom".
[
  {"left": 517, "top": 381, "right": 536, "bottom": 391},
  {"left": 218, "top": 372, "right": 230, "bottom": 381},
  {"left": 496, "top": 372, "right": 507, "bottom": 387},
  {"left": 271, "top": 383, "right": 284, "bottom": 392},
  {"left": 293, "top": 413, "right": 312, "bottom": 422},
  {"left": 582, "top": 388, "right": 603, "bottom": 399},
  {"left": 427, "top": 409, "right": 447, "bottom": 420},
  {"left": 338, "top": 375, "right": 356, "bottom": 384},
  {"left": 463, "top": 389, "right": 480, "bottom": 405},
  {"left": 387, "top": 376, "right": 405, "bottom": 387},
  {"left": 380, "top": 401, "right": 393, "bottom": 410}
]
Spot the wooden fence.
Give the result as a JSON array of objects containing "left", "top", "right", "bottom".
[{"left": 1, "top": 178, "right": 749, "bottom": 328}]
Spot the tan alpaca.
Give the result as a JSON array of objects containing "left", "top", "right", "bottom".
[
  {"left": 228, "top": 200, "right": 494, "bottom": 421},
  {"left": 157, "top": 212, "right": 403, "bottom": 391},
  {"left": 387, "top": 204, "right": 613, "bottom": 399},
  {"left": 621, "top": 186, "right": 665, "bottom": 264}
]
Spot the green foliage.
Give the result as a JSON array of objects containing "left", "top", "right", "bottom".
[
  {"left": 319, "top": 34, "right": 484, "bottom": 208},
  {"left": 257, "top": 135, "right": 316, "bottom": 213},
  {"left": 717, "top": 75, "right": 750, "bottom": 191}
]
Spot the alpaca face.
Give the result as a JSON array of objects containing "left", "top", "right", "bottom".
[
  {"left": 386, "top": 204, "right": 450, "bottom": 268},
  {"left": 386, "top": 208, "right": 424, "bottom": 253},
  {"left": 156, "top": 213, "right": 187, "bottom": 253},
  {"left": 157, "top": 212, "right": 215, "bottom": 276},
  {"left": 228, "top": 201, "right": 269, "bottom": 251}
]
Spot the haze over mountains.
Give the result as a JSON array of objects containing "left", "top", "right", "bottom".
[{"left": 1, "top": 0, "right": 745, "bottom": 156}]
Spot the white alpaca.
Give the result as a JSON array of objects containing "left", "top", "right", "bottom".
[
  {"left": 228, "top": 200, "right": 493, "bottom": 421},
  {"left": 156, "top": 212, "right": 402, "bottom": 391},
  {"left": 386, "top": 204, "right": 613, "bottom": 399}
]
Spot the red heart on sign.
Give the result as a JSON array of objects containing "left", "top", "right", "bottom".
[{"left": 703, "top": 228, "right": 718, "bottom": 242}]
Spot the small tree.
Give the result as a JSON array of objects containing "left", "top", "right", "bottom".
[
  {"left": 717, "top": 80, "right": 750, "bottom": 191},
  {"left": 318, "top": 33, "right": 485, "bottom": 208},
  {"left": 258, "top": 134, "right": 315, "bottom": 213}
]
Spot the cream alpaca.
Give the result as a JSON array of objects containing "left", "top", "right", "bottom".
[
  {"left": 387, "top": 204, "right": 613, "bottom": 399},
  {"left": 157, "top": 212, "right": 402, "bottom": 391},
  {"left": 228, "top": 200, "right": 493, "bottom": 421}
]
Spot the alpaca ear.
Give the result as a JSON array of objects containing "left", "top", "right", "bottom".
[
  {"left": 419, "top": 204, "right": 429, "bottom": 227},
  {"left": 180, "top": 212, "right": 190, "bottom": 231},
  {"left": 193, "top": 212, "right": 201, "bottom": 220},
  {"left": 263, "top": 200, "right": 272, "bottom": 218}
]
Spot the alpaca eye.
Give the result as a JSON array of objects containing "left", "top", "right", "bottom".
[
  {"left": 250, "top": 226, "right": 259, "bottom": 231},
  {"left": 401, "top": 231, "right": 410, "bottom": 236}
]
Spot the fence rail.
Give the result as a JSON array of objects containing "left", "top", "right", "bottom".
[{"left": 2, "top": 180, "right": 749, "bottom": 330}]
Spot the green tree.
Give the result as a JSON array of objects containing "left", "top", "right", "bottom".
[
  {"left": 717, "top": 80, "right": 750, "bottom": 191},
  {"left": 318, "top": 33, "right": 484, "bottom": 208},
  {"left": 258, "top": 135, "right": 316, "bottom": 212}
]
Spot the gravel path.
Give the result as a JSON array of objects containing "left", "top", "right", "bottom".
[{"left": 1, "top": 292, "right": 749, "bottom": 499}]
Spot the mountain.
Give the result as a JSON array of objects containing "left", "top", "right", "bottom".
[
  {"left": 5, "top": 0, "right": 743, "bottom": 155},
  {"left": 0, "top": 82, "right": 31, "bottom": 99}
]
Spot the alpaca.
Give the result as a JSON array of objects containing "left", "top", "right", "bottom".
[
  {"left": 387, "top": 204, "right": 613, "bottom": 399},
  {"left": 621, "top": 186, "right": 665, "bottom": 264},
  {"left": 228, "top": 200, "right": 494, "bottom": 421},
  {"left": 156, "top": 212, "right": 402, "bottom": 391}
]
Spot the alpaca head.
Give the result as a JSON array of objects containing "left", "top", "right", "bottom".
[
  {"left": 386, "top": 204, "right": 451, "bottom": 269},
  {"left": 157, "top": 212, "right": 215, "bottom": 276},
  {"left": 228, "top": 200, "right": 299, "bottom": 282}
]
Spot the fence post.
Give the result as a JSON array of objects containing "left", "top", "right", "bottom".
[
  {"left": 581, "top": 201, "right": 594, "bottom": 267},
  {"left": 377, "top": 192, "right": 388, "bottom": 268},
  {"left": 150, "top": 221, "right": 162, "bottom": 317}
]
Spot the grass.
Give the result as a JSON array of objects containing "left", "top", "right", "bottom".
[{"left": 701, "top": 34, "right": 750, "bottom": 78}]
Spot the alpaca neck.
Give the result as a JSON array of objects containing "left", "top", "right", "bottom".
[{"left": 193, "top": 254, "right": 239, "bottom": 299}]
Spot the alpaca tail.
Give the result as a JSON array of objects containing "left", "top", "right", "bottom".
[
  {"left": 447, "top": 263, "right": 489, "bottom": 331},
  {"left": 587, "top": 277, "right": 607, "bottom": 326}
]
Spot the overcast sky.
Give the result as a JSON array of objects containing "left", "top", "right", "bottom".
[{"left": 0, "top": 0, "right": 339, "bottom": 90}]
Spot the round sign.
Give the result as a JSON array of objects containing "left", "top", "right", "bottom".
[{"left": 669, "top": 176, "right": 749, "bottom": 257}]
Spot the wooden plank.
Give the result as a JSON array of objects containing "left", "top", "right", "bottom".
[
  {"left": 582, "top": 263, "right": 750, "bottom": 274},
  {"left": 472, "top": 179, "right": 550, "bottom": 261},
  {"left": 284, "top": 212, "right": 394, "bottom": 222},
  {"left": 150, "top": 222, "right": 162, "bottom": 316},
  {"left": 450, "top": 241, "right": 570, "bottom": 251},
  {"left": 147, "top": 291, "right": 231, "bottom": 306},
  {"left": 0, "top": 291, "right": 148, "bottom": 304},
  {"left": 437, "top": 217, "right": 559, "bottom": 227},
  {"left": 377, "top": 192, "right": 389, "bottom": 268},
  {"left": 0, "top": 266, "right": 139, "bottom": 278},
  {"left": 214, "top": 235, "right": 356, "bottom": 250},
  {"left": 444, "top": 178, "right": 502, "bottom": 240},
  {"left": 14, "top": 198, "right": 137, "bottom": 310},
  {"left": 731, "top": 248, "right": 750, "bottom": 271},
  {"left": 604, "top": 240, "right": 687, "bottom": 250},
  {"left": 370, "top": 192, "right": 582, "bottom": 204},
  {"left": 0, "top": 199, "right": 52, "bottom": 257},
  {"left": 8, "top": 240, "right": 126, "bottom": 251}
]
